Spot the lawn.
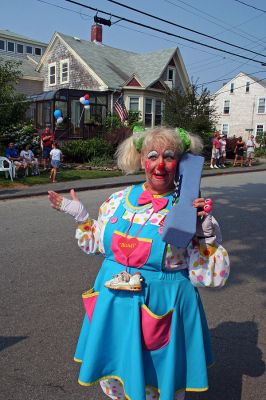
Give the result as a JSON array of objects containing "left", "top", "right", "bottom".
[{"left": 0, "top": 168, "right": 124, "bottom": 187}]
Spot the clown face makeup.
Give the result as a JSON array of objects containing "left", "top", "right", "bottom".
[{"left": 141, "top": 147, "right": 178, "bottom": 194}]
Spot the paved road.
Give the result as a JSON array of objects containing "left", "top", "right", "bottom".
[{"left": 0, "top": 171, "right": 265, "bottom": 400}]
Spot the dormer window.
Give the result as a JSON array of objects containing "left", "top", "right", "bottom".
[
  {"left": 167, "top": 67, "right": 175, "bottom": 82},
  {"left": 60, "top": 59, "right": 69, "bottom": 84},
  {"left": 48, "top": 62, "right": 56, "bottom": 86}
]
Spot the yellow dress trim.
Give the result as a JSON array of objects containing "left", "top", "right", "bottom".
[
  {"left": 141, "top": 304, "right": 174, "bottom": 319},
  {"left": 114, "top": 230, "right": 152, "bottom": 243},
  {"left": 125, "top": 185, "right": 172, "bottom": 211},
  {"left": 77, "top": 219, "right": 94, "bottom": 231},
  {"left": 74, "top": 357, "right": 82, "bottom": 363},
  {"left": 82, "top": 288, "right": 99, "bottom": 298}
]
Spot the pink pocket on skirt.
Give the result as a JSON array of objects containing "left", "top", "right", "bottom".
[
  {"left": 111, "top": 231, "right": 152, "bottom": 268},
  {"left": 141, "top": 305, "right": 173, "bottom": 351},
  {"left": 82, "top": 288, "right": 99, "bottom": 321}
]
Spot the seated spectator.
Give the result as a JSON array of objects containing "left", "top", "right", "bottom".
[
  {"left": 5, "top": 142, "right": 26, "bottom": 174},
  {"left": 41, "top": 127, "right": 55, "bottom": 170},
  {"left": 20, "top": 144, "right": 39, "bottom": 175}
]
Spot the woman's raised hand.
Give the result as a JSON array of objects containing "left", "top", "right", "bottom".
[{"left": 48, "top": 189, "right": 89, "bottom": 223}]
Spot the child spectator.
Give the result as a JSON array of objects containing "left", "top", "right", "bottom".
[
  {"left": 20, "top": 144, "right": 39, "bottom": 175},
  {"left": 49, "top": 142, "right": 63, "bottom": 183}
]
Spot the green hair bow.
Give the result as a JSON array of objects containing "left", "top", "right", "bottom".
[{"left": 176, "top": 128, "right": 191, "bottom": 152}]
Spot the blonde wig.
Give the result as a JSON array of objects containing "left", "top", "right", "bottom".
[{"left": 115, "top": 127, "right": 203, "bottom": 174}]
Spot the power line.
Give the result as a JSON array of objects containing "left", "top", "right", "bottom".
[
  {"left": 214, "top": 76, "right": 266, "bottom": 96},
  {"left": 165, "top": 0, "right": 265, "bottom": 44},
  {"left": 199, "top": 70, "right": 266, "bottom": 86},
  {"left": 234, "top": 0, "right": 266, "bottom": 13},
  {"left": 36, "top": 0, "right": 246, "bottom": 67},
  {"left": 106, "top": 0, "right": 266, "bottom": 58},
  {"left": 62, "top": 0, "right": 266, "bottom": 65}
]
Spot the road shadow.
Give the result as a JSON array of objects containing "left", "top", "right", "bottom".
[
  {"left": 202, "top": 182, "right": 266, "bottom": 287},
  {"left": 0, "top": 335, "right": 28, "bottom": 351},
  {"left": 187, "top": 320, "right": 265, "bottom": 400}
]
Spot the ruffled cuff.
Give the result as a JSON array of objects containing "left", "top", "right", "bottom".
[
  {"left": 75, "top": 219, "right": 101, "bottom": 254},
  {"left": 188, "top": 240, "right": 230, "bottom": 288}
]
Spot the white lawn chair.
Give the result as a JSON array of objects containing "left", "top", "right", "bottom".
[{"left": 0, "top": 156, "right": 14, "bottom": 181}]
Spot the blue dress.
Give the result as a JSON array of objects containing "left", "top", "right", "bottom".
[{"left": 74, "top": 184, "right": 213, "bottom": 400}]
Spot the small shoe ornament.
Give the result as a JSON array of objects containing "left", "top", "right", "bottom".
[{"left": 104, "top": 271, "right": 143, "bottom": 292}]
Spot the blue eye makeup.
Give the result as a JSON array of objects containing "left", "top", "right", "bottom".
[
  {"left": 147, "top": 150, "right": 159, "bottom": 159},
  {"left": 164, "top": 150, "right": 175, "bottom": 158}
]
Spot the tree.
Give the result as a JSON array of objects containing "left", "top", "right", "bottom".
[
  {"left": 0, "top": 58, "right": 29, "bottom": 130},
  {"left": 163, "top": 82, "right": 217, "bottom": 134}
]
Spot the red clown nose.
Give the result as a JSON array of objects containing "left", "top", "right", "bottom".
[{"left": 157, "top": 162, "right": 165, "bottom": 170}]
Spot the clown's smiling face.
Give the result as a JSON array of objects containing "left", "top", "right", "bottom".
[{"left": 141, "top": 144, "right": 178, "bottom": 195}]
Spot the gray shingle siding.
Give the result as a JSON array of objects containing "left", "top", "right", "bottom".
[
  {"left": 40, "top": 39, "right": 100, "bottom": 91},
  {"left": 16, "top": 79, "right": 43, "bottom": 96}
]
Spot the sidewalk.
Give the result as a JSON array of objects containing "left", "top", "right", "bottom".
[{"left": 0, "top": 160, "right": 266, "bottom": 201}]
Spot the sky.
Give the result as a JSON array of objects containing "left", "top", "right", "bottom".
[{"left": 1, "top": 0, "right": 266, "bottom": 93}]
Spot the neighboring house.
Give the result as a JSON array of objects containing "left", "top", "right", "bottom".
[
  {"left": 30, "top": 24, "right": 190, "bottom": 139},
  {"left": 0, "top": 29, "right": 47, "bottom": 96},
  {"left": 212, "top": 72, "right": 266, "bottom": 140}
]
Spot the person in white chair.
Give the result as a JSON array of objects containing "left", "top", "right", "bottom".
[
  {"left": 20, "top": 144, "right": 39, "bottom": 175},
  {"left": 5, "top": 142, "right": 26, "bottom": 175}
]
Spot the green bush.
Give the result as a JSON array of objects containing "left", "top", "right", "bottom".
[
  {"left": 255, "top": 147, "right": 266, "bottom": 157},
  {"left": 62, "top": 138, "right": 115, "bottom": 163},
  {"left": 0, "top": 122, "right": 40, "bottom": 155}
]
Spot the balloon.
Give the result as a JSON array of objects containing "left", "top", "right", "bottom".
[
  {"left": 80, "top": 97, "right": 85, "bottom": 104},
  {"left": 84, "top": 105, "right": 90, "bottom": 109},
  {"left": 54, "top": 109, "right": 62, "bottom": 119},
  {"left": 57, "top": 117, "right": 63, "bottom": 124},
  {"left": 84, "top": 99, "right": 90, "bottom": 105},
  {"left": 84, "top": 93, "right": 90, "bottom": 100}
]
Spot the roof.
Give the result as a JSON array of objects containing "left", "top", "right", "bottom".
[
  {"left": 45, "top": 32, "right": 185, "bottom": 89},
  {"left": 244, "top": 73, "right": 266, "bottom": 89},
  {"left": 0, "top": 29, "right": 47, "bottom": 46},
  {"left": 0, "top": 53, "right": 42, "bottom": 79}
]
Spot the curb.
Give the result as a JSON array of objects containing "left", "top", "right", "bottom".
[{"left": 0, "top": 165, "right": 266, "bottom": 201}]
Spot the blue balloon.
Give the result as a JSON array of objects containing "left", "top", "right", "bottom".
[
  {"left": 84, "top": 99, "right": 90, "bottom": 105},
  {"left": 54, "top": 109, "right": 62, "bottom": 119}
]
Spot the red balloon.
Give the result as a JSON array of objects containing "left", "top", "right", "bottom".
[{"left": 84, "top": 93, "right": 90, "bottom": 100}]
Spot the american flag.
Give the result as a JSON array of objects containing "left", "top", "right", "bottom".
[{"left": 114, "top": 94, "right": 128, "bottom": 122}]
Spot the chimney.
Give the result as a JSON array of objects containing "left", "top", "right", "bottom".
[{"left": 91, "top": 23, "right": 102, "bottom": 43}]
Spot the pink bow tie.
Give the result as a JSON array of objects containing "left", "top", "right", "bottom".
[{"left": 138, "top": 190, "right": 169, "bottom": 212}]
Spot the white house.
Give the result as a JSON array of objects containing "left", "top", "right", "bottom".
[{"left": 212, "top": 72, "right": 266, "bottom": 140}]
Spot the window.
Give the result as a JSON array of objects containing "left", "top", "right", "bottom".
[
  {"left": 155, "top": 100, "right": 162, "bottom": 126},
  {"left": 145, "top": 99, "right": 152, "bottom": 127},
  {"left": 223, "top": 100, "right": 230, "bottom": 114},
  {"left": 60, "top": 59, "right": 69, "bottom": 83},
  {"left": 222, "top": 124, "right": 229, "bottom": 135},
  {"left": 167, "top": 67, "right": 175, "bottom": 81},
  {"left": 16, "top": 43, "right": 24, "bottom": 54},
  {"left": 0, "top": 39, "right": 5, "bottom": 51},
  {"left": 256, "top": 124, "right": 264, "bottom": 135},
  {"left": 26, "top": 45, "right": 33, "bottom": 54},
  {"left": 230, "top": 83, "right": 234, "bottom": 93},
  {"left": 246, "top": 82, "right": 250, "bottom": 93},
  {"left": 258, "top": 98, "right": 266, "bottom": 113},
  {"left": 7, "top": 41, "right": 15, "bottom": 52},
  {"left": 129, "top": 97, "right": 139, "bottom": 112},
  {"left": 35, "top": 47, "right": 42, "bottom": 55},
  {"left": 48, "top": 62, "right": 56, "bottom": 86}
]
